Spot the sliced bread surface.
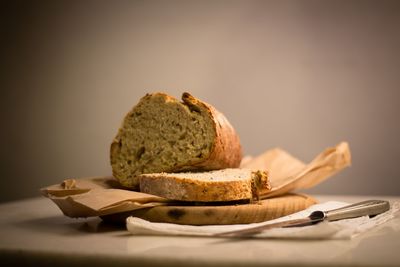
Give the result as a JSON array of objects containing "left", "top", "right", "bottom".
[
  {"left": 139, "top": 168, "right": 270, "bottom": 202},
  {"left": 110, "top": 92, "right": 242, "bottom": 188}
]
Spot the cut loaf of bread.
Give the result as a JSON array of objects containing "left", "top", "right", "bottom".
[
  {"left": 139, "top": 168, "right": 270, "bottom": 202},
  {"left": 110, "top": 92, "right": 242, "bottom": 188}
]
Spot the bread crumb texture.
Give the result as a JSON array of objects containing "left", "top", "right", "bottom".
[
  {"left": 110, "top": 92, "right": 242, "bottom": 188},
  {"left": 139, "top": 168, "right": 269, "bottom": 202}
]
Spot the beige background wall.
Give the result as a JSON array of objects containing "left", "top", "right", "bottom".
[{"left": 1, "top": 0, "right": 400, "bottom": 202}]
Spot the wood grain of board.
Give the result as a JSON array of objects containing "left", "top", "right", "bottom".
[{"left": 102, "top": 193, "right": 317, "bottom": 225}]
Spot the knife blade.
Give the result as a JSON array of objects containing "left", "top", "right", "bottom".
[{"left": 214, "top": 199, "right": 390, "bottom": 237}]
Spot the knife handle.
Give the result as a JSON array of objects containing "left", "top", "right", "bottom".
[{"left": 324, "top": 200, "right": 390, "bottom": 221}]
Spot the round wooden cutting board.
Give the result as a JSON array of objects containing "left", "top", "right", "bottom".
[{"left": 102, "top": 193, "right": 317, "bottom": 225}]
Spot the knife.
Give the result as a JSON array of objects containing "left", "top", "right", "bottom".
[{"left": 214, "top": 200, "right": 390, "bottom": 237}]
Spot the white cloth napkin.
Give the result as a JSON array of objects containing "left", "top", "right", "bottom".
[{"left": 126, "top": 201, "right": 399, "bottom": 239}]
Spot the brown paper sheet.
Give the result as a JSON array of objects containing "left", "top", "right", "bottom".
[
  {"left": 42, "top": 177, "right": 171, "bottom": 217},
  {"left": 242, "top": 142, "right": 351, "bottom": 198},
  {"left": 41, "top": 142, "right": 351, "bottom": 218}
]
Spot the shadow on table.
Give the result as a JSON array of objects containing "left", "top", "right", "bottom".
[{"left": 14, "top": 215, "right": 127, "bottom": 235}]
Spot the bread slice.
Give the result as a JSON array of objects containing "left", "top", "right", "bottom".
[
  {"left": 110, "top": 92, "right": 242, "bottom": 188},
  {"left": 139, "top": 168, "right": 270, "bottom": 202}
]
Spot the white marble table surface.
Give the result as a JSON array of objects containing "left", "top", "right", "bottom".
[{"left": 0, "top": 195, "right": 399, "bottom": 267}]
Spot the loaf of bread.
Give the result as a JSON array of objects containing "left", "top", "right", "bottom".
[
  {"left": 139, "top": 168, "right": 270, "bottom": 202},
  {"left": 110, "top": 92, "right": 242, "bottom": 188}
]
